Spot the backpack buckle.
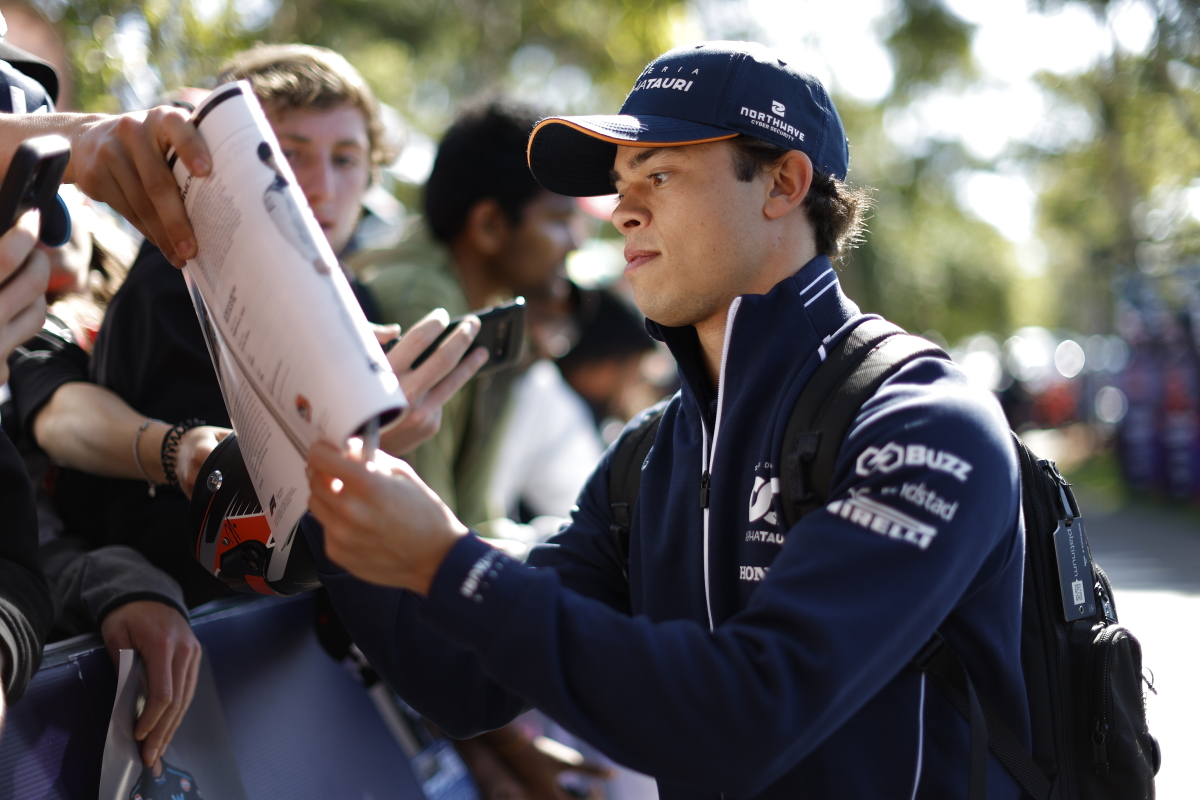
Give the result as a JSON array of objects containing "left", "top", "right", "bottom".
[
  {"left": 1038, "top": 458, "right": 1077, "bottom": 525},
  {"left": 786, "top": 431, "right": 823, "bottom": 516}
]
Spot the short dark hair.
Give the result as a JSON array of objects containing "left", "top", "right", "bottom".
[
  {"left": 424, "top": 100, "right": 545, "bottom": 245},
  {"left": 728, "top": 135, "right": 871, "bottom": 260}
]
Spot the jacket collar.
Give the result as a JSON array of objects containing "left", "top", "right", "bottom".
[{"left": 645, "top": 255, "right": 858, "bottom": 426}]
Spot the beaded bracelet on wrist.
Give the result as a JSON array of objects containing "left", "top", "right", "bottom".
[{"left": 160, "top": 418, "right": 205, "bottom": 488}]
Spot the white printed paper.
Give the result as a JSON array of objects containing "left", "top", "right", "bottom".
[{"left": 171, "top": 82, "right": 405, "bottom": 557}]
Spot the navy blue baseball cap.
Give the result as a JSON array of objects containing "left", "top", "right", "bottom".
[{"left": 527, "top": 41, "right": 849, "bottom": 197}]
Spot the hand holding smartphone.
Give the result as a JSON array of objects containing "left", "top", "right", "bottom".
[
  {"left": 0, "top": 135, "right": 71, "bottom": 247},
  {"left": 409, "top": 297, "right": 526, "bottom": 376}
]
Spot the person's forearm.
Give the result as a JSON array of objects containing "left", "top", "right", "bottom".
[
  {"left": 33, "top": 382, "right": 170, "bottom": 482},
  {"left": 0, "top": 113, "right": 105, "bottom": 182}
]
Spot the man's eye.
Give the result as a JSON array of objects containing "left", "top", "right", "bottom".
[
  {"left": 334, "top": 155, "right": 360, "bottom": 168},
  {"left": 650, "top": 172, "right": 669, "bottom": 186},
  {"left": 283, "top": 150, "right": 301, "bottom": 164}
]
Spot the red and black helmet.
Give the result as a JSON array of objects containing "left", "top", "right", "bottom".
[{"left": 188, "top": 434, "right": 320, "bottom": 596}]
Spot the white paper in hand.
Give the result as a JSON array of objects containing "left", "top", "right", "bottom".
[{"left": 170, "top": 82, "right": 406, "bottom": 569}]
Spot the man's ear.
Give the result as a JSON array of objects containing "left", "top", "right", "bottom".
[
  {"left": 763, "top": 150, "right": 813, "bottom": 221},
  {"left": 463, "top": 198, "right": 511, "bottom": 256}
]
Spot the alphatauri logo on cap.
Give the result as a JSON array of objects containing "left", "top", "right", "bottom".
[{"left": 771, "top": 100, "right": 786, "bottom": 116}]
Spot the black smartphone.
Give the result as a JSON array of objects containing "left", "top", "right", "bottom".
[
  {"left": 0, "top": 135, "right": 71, "bottom": 245},
  {"left": 410, "top": 297, "right": 526, "bottom": 376}
]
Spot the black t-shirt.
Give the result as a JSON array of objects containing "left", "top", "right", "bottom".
[
  {"left": 49, "top": 242, "right": 382, "bottom": 607},
  {"left": 0, "top": 428, "right": 52, "bottom": 703}
]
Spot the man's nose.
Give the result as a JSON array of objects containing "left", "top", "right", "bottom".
[
  {"left": 612, "top": 195, "right": 647, "bottom": 231},
  {"left": 301, "top": 157, "right": 334, "bottom": 208}
]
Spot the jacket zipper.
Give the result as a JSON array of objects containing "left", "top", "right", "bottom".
[{"left": 699, "top": 297, "right": 741, "bottom": 632}]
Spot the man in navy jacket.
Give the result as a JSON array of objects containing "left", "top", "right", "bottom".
[{"left": 306, "top": 41, "right": 1028, "bottom": 799}]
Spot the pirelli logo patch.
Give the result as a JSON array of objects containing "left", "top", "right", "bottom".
[{"left": 827, "top": 488, "right": 938, "bottom": 550}]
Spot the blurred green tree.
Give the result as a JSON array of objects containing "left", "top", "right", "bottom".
[
  {"left": 832, "top": 0, "right": 1020, "bottom": 344},
  {"left": 275, "top": 0, "right": 688, "bottom": 135},
  {"left": 45, "top": 0, "right": 687, "bottom": 128},
  {"left": 47, "top": 0, "right": 264, "bottom": 112},
  {"left": 1030, "top": 0, "right": 1200, "bottom": 335}
]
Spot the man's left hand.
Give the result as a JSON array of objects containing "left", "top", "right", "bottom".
[
  {"left": 100, "top": 600, "right": 201, "bottom": 765},
  {"left": 175, "top": 425, "right": 231, "bottom": 500},
  {"left": 370, "top": 310, "right": 487, "bottom": 456},
  {"left": 68, "top": 106, "right": 211, "bottom": 268},
  {"left": 307, "top": 439, "right": 468, "bottom": 593}
]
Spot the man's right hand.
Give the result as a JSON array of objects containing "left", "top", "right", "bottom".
[
  {"left": 0, "top": 210, "right": 49, "bottom": 381},
  {"left": 67, "top": 106, "right": 211, "bottom": 268}
]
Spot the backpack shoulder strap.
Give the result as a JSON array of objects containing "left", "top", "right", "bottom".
[
  {"left": 780, "top": 319, "right": 951, "bottom": 529},
  {"left": 609, "top": 407, "right": 665, "bottom": 579},
  {"left": 913, "top": 635, "right": 1057, "bottom": 800}
]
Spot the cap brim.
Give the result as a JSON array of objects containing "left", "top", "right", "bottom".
[{"left": 527, "top": 115, "right": 737, "bottom": 197}]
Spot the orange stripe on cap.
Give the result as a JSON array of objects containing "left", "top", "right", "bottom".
[{"left": 526, "top": 117, "right": 738, "bottom": 168}]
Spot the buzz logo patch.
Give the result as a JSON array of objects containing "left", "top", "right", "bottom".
[
  {"left": 748, "top": 476, "right": 780, "bottom": 525},
  {"left": 855, "top": 442, "right": 973, "bottom": 483},
  {"left": 827, "top": 488, "right": 938, "bottom": 550}
]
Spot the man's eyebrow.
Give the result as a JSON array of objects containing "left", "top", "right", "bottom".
[{"left": 609, "top": 147, "right": 669, "bottom": 185}]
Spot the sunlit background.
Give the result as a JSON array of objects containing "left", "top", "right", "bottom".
[{"left": 3, "top": 0, "right": 1198, "bottom": 792}]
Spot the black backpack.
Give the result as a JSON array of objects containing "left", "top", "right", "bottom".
[{"left": 608, "top": 318, "right": 1160, "bottom": 800}]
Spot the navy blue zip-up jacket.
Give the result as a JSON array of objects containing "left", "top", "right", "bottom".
[{"left": 310, "top": 256, "right": 1029, "bottom": 799}]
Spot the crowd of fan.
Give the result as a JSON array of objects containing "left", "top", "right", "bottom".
[{"left": 0, "top": 26, "right": 657, "bottom": 799}]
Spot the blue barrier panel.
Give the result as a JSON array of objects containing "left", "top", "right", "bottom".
[{"left": 0, "top": 593, "right": 427, "bottom": 799}]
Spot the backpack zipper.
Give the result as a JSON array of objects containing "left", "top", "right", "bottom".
[
  {"left": 1090, "top": 623, "right": 1126, "bottom": 774},
  {"left": 1025, "top": 447, "right": 1077, "bottom": 800},
  {"left": 1094, "top": 565, "right": 1117, "bottom": 624},
  {"left": 699, "top": 297, "right": 741, "bottom": 633}
]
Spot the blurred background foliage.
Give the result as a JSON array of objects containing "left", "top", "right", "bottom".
[{"left": 4, "top": 0, "right": 1200, "bottom": 345}]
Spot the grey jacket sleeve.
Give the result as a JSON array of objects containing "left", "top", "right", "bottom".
[{"left": 40, "top": 539, "right": 188, "bottom": 638}]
